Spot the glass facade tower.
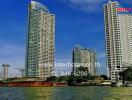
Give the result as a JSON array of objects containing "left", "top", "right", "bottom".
[
  {"left": 26, "top": 1, "right": 55, "bottom": 79},
  {"left": 72, "top": 45, "right": 96, "bottom": 76}
]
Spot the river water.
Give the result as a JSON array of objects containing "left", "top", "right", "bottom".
[
  {"left": 0, "top": 86, "right": 131, "bottom": 100},
  {"left": 0, "top": 86, "right": 132, "bottom": 100}
]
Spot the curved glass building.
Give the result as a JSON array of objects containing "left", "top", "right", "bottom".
[
  {"left": 31, "top": 1, "right": 49, "bottom": 13},
  {"left": 26, "top": 1, "right": 55, "bottom": 79}
]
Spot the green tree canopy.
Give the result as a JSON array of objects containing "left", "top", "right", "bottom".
[{"left": 119, "top": 67, "right": 132, "bottom": 82}]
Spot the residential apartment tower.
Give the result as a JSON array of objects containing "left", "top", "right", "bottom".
[
  {"left": 104, "top": 1, "right": 132, "bottom": 81},
  {"left": 26, "top": 1, "right": 55, "bottom": 79},
  {"left": 72, "top": 45, "right": 96, "bottom": 76}
]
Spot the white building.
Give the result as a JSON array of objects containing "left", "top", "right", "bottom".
[
  {"left": 1, "top": 64, "right": 10, "bottom": 80},
  {"left": 104, "top": 1, "right": 132, "bottom": 81}
]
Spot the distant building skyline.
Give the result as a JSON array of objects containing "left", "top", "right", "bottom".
[
  {"left": 1, "top": 64, "right": 10, "bottom": 79},
  {"left": 26, "top": 1, "right": 55, "bottom": 79},
  {"left": 72, "top": 45, "right": 97, "bottom": 76},
  {"left": 0, "top": 0, "right": 109, "bottom": 76},
  {"left": 104, "top": 1, "right": 132, "bottom": 81}
]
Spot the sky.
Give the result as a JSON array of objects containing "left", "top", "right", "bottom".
[{"left": 0, "top": 0, "right": 132, "bottom": 77}]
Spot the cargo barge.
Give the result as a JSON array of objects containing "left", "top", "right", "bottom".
[{"left": 0, "top": 81, "right": 67, "bottom": 87}]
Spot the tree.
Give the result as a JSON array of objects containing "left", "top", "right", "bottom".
[
  {"left": 100, "top": 75, "right": 108, "bottom": 80},
  {"left": 74, "top": 67, "right": 89, "bottom": 77},
  {"left": 72, "top": 67, "right": 92, "bottom": 84},
  {"left": 68, "top": 75, "right": 76, "bottom": 86},
  {"left": 119, "top": 67, "right": 132, "bottom": 83},
  {"left": 58, "top": 76, "right": 69, "bottom": 82},
  {"left": 46, "top": 76, "right": 58, "bottom": 82}
]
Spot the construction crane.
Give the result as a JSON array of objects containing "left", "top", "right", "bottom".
[{"left": 15, "top": 68, "right": 25, "bottom": 78}]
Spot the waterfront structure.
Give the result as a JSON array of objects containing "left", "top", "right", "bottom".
[
  {"left": 72, "top": 45, "right": 96, "bottom": 76},
  {"left": 26, "top": 1, "right": 55, "bottom": 79},
  {"left": 20, "top": 69, "right": 25, "bottom": 78},
  {"left": 16, "top": 68, "right": 25, "bottom": 78},
  {"left": 1, "top": 64, "right": 10, "bottom": 79},
  {"left": 104, "top": 1, "right": 132, "bottom": 81}
]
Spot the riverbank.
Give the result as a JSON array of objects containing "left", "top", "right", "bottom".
[{"left": 0, "top": 81, "right": 67, "bottom": 87}]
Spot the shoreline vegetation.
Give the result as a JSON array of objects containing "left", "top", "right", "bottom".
[
  {"left": 0, "top": 76, "right": 132, "bottom": 87},
  {"left": 0, "top": 67, "right": 132, "bottom": 87},
  {"left": 0, "top": 74, "right": 111, "bottom": 87}
]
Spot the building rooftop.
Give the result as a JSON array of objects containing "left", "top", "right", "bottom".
[
  {"left": 2, "top": 64, "right": 10, "bottom": 67},
  {"left": 74, "top": 45, "right": 96, "bottom": 53},
  {"left": 31, "top": 1, "right": 49, "bottom": 13}
]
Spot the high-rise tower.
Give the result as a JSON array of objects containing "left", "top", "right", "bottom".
[
  {"left": 104, "top": 1, "right": 132, "bottom": 81},
  {"left": 26, "top": 1, "right": 55, "bottom": 79},
  {"left": 2, "top": 64, "right": 10, "bottom": 80},
  {"left": 72, "top": 45, "right": 96, "bottom": 76}
]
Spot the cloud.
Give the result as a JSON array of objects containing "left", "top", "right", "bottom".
[
  {"left": 68, "top": 0, "right": 103, "bottom": 4},
  {"left": 63, "top": 0, "right": 132, "bottom": 13},
  {"left": 61, "top": 0, "right": 107, "bottom": 13},
  {"left": 98, "top": 52, "right": 106, "bottom": 58}
]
